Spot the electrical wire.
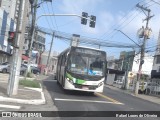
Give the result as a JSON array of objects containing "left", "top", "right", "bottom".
[
  {"left": 45, "top": 2, "right": 57, "bottom": 30},
  {"left": 99, "top": 0, "right": 153, "bottom": 41},
  {"left": 41, "top": 3, "right": 54, "bottom": 31},
  {"left": 49, "top": 2, "right": 59, "bottom": 31}
]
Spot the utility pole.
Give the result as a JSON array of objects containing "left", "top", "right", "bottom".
[
  {"left": 25, "top": 0, "right": 38, "bottom": 78},
  {"left": 135, "top": 4, "right": 153, "bottom": 95},
  {"left": 7, "top": 0, "right": 28, "bottom": 96},
  {"left": 46, "top": 32, "right": 54, "bottom": 74},
  {"left": 122, "top": 55, "right": 130, "bottom": 90}
]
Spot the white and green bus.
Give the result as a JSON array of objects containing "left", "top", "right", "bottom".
[{"left": 56, "top": 46, "right": 107, "bottom": 93}]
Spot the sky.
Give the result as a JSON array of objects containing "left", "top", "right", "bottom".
[{"left": 36, "top": 0, "right": 160, "bottom": 58}]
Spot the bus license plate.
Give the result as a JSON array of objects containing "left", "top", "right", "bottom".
[{"left": 82, "top": 86, "right": 89, "bottom": 90}]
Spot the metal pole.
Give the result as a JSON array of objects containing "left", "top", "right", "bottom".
[
  {"left": 25, "top": 0, "right": 38, "bottom": 78},
  {"left": 121, "top": 58, "right": 124, "bottom": 71},
  {"left": 46, "top": 32, "right": 54, "bottom": 75}
]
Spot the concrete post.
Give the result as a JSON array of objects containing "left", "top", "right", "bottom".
[{"left": 7, "top": 0, "right": 29, "bottom": 96}]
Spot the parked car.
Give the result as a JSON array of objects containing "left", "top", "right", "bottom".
[
  {"left": 20, "top": 64, "right": 27, "bottom": 75},
  {"left": 138, "top": 82, "right": 160, "bottom": 94},
  {"left": 21, "top": 64, "right": 40, "bottom": 75},
  {"left": 31, "top": 67, "right": 40, "bottom": 75},
  {"left": 0, "top": 62, "right": 10, "bottom": 73},
  {"left": 0, "top": 62, "right": 27, "bottom": 75}
]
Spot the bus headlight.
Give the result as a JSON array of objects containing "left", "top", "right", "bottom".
[
  {"left": 67, "top": 78, "right": 74, "bottom": 84},
  {"left": 98, "top": 82, "right": 104, "bottom": 87}
]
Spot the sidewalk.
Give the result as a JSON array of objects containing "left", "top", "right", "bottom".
[
  {"left": 0, "top": 74, "right": 45, "bottom": 105},
  {"left": 105, "top": 84, "right": 160, "bottom": 105}
]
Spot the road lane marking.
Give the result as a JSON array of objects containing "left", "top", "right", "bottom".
[
  {"left": 54, "top": 98, "right": 123, "bottom": 105},
  {"left": 95, "top": 93, "right": 123, "bottom": 104},
  {"left": 0, "top": 104, "right": 21, "bottom": 109}
]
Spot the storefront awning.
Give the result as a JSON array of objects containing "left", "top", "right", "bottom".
[{"left": 22, "top": 55, "right": 29, "bottom": 60}]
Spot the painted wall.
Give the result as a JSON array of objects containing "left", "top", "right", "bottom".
[{"left": 132, "top": 53, "right": 153, "bottom": 75}]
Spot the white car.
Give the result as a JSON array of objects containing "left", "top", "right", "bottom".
[
  {"left": 0, "top": 62, "right": 10, "bottom": 73},
  {"left": 0, "top": 62, "right": 27, "bottom": 75}
]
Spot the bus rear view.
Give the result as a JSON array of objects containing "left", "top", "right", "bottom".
[{"left": 56, "top": 46, "right": 107, "bottom": 93}]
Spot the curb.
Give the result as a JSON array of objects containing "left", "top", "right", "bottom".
[{"left": 0, "top": 83, "right": 46, "bottom": 105}]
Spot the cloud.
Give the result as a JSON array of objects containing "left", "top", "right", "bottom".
[
  {"left": 58, "top": 0, "right": 103, "bottom": 14},
  {"left": 80, "top": 11, "right": 115, "bottom": 35},
  {"left": 57, "top": 0, "right": 160, "bottom": 43},
  {"left": 57, "top": 0, "right": 107, "bottom": 35}
]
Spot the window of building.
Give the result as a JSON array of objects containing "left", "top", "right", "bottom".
[{"left": 156, "top": 55, "right": 160, "bottom": 64}]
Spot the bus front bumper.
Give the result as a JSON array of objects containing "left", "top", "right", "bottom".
[{"left": 64, "top": 79, "right": 104, "bottom": 93}]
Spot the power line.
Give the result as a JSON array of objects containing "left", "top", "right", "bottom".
[
  {"left": 55, "top": 18, "right": 78, "bottom": 28},
  {"left": 36, "top": 26, "right": 139, "bottom": 49},
  {"left": 49, "top": 2, "right": 59, "bottom": 31},
  {"left": 100, "top": 0, "right": 153, "bottom": 40},
  {"left": 45, "top": 2, "right": 57, "bottom": 30},
  {"left": 99, "top": 8, "right": 139, "bottom": 40},
  {"left": 41, "top": 3, "right": 54, "bottom": 30}
]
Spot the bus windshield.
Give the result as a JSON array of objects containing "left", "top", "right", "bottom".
[{"left": 67, "top": 54, "right": 105, "bottom": 76}]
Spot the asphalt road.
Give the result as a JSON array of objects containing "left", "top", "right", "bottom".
[{"left": 43, "top": 79, "right": 160, "bottom": 120}]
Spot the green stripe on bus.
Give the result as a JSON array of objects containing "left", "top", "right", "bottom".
[
  {"left": 66, "top": 72, "right": 73, "bottom": 80},
  {"left": 76, "top": 79, "right": 85, "bottom": 84},
  {"left": 66, "top": 72, "right": 86, "bottom": 85}
]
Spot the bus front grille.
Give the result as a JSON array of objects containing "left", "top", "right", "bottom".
[{"left": 74, "top": 84, "right": 98, "bottom": 90}]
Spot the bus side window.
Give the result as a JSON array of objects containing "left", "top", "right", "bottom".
[
  {"left": 62, "top": 54, "right": 66, "bottom": 66},
  {"left": 59, "top": 56, "right": 63, "bottom": 66}
]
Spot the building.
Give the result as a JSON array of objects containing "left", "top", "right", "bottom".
[
  {"left": 151, "top": 31, "right": 160, "bottom": 84},
  {"left": 132, "top": 53, "right": 153, "bottom": 75},
  {"left": 39, "top": 51, "right": 58, "bottom": 74},
  {"left": 119, "top": 51, "right": 153, "bottom": 82},
  {"left": 106, "top": 51, "right": 153, "bottom": 87},
  {"left": 106, "top": 56, "right": 125, "bottom": 85},
  {"left": 22, "top": 29, "right": 46, "bottom": 66},
  {"left": 119, "top": 51, "right": 135, "bottom": 72},
  {"left": 0, "top": 0, "right": 18, "bottom": 63}
]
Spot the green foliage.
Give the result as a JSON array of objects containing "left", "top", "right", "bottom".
[
  {"left": 19, "top": 79, "right": 40, "bottom": 88},
  {"left": 140, "top": 74, "right": 149, "bottom": 81},
  {"left": 27, "top": 72, "right": 34, "bottom": 78}
]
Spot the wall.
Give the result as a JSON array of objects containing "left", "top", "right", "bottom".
[
  {"left": 106, "top": 74, "right": 115, "bottom": 85},
  {"left": 132, "top": 53, "right": 153, "bottom": 75}
]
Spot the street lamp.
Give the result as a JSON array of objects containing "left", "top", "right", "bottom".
[{"left": 115, "top": 29, "right": 141, "bottom": 48}]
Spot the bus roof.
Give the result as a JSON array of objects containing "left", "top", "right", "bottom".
[{"left": 57, "top": 46, "right": 106, "bottom": 57}]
